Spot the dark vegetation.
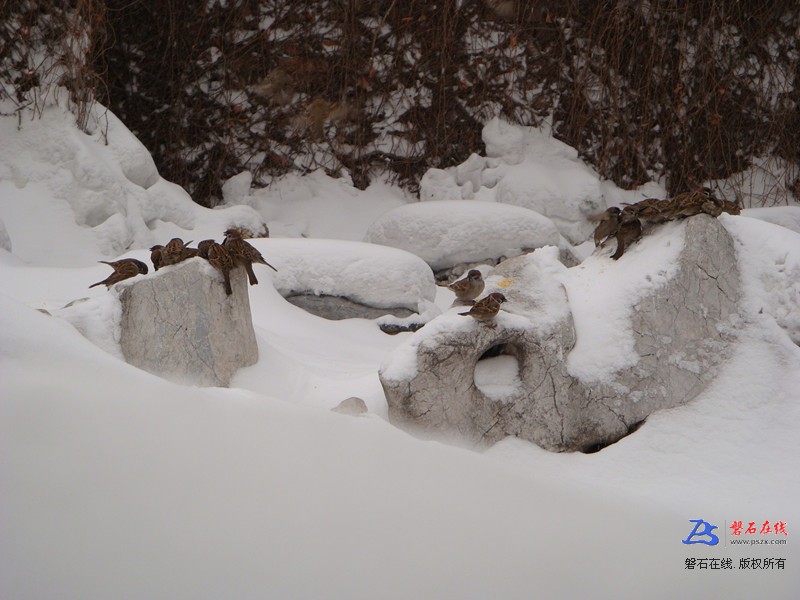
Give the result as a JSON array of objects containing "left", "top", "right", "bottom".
[{"left": 2, "top": 1, "right": 799, "bottom": 207}]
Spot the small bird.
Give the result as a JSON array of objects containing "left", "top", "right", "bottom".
[
  {"left": 666, "top": 187, "right": 718, "bottom": 219},
  {"left": 621, "top": 198, "right": 673, "bottom": 224},
  {"left": 206, "top": 242, "right": 235, "bottom": 295},
  {"left": 459, "top": 292, "right": 507, "bottom": 326},
  {"left": 160, "top": 238, "right": 195, "bottom": 266},
  {"left": 223, "top": 228, "right": 277, "bottom": 286},
  {"left": 719, "top": 199, "right": 741, "bottom": 215},
  {"left": 197, "top": 239, "right": 216, "bottom": 259},
  {"left": 150, "top": 245, "right": 164, "bottom": 271},
  {"left": 448, "top": 269, "right": 485, "bottom": 303},
  {"left": 610, "top": 218, "right": 643, "bottom": 260},
  {"left": 89, "top": 259, "right": 142, "bottom": 288},
  {"left": 99, "top": 258, "right": 149, "bottom": 275},
  {"left": 593, "top": 207, "right": 621, "bottom": 247}
]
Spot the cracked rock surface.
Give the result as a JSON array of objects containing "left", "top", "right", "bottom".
[
  {"left": 118, "top": 258, "right": 258, "bottom": 386},
  {"left": 380, "top": 216, "right": 740, "bottom": 452}
]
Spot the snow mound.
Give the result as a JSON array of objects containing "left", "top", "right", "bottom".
[
  {"left": 417, "top": 118, "right": 606, "bottom": 244},
  {"left": 722, "top": 214, "right": 800, "bottom": 344},
  {"left": 0, "top": 101, "right": 264, "bottom": 266},
  {"left": 255, "top": 238, "right": 437, "bottom": 312},
  {"left": 364, "top": 200, "right": 560, "bottom": 270},
  {"left": 250, "top": 170, "right": 409, "bottom": 240},
  {"left": 742, "top": 206, "right": 800, "bottom": 235},
  {"left": 556, "top": 221, "right": 686, "bottom": 381}
]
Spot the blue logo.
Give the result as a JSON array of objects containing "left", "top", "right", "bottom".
[{"left": 682, "top": 519, "right": 720, "bottom": 545}]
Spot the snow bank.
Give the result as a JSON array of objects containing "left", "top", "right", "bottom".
[
  {"left": 364, "top": 200, "right": 561, "bottom": 270},
  {"left": 0, "top": 101, "right": 264, "bottom": 266},
  {"left": 742, "top": 206, "right": 800, "bottom": 235},
  {"left": 249, "top": 170, "right": 409, "bottom": 240},
  {"left": 1, "top": 294, "right": 719, "bottom": 600},
  {"left": 556, "top": 221, "right": 686, "bottom": 382},
  {"left": 253, "top": 238, "right": 436, "bottom": 312},
  {"left": 721, "top": 214, "right": 800, "bottom": 344},
  {"left": 418, "top": 118, "right": 607, "bottom": 243}
]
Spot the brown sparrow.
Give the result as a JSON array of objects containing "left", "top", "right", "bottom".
[
  {"left": 89, "top": 259, "right": 142, "bottom": 288},
  {"left": 611, "top": 218, "right": 642, "bottom": 260},
  {"left": 197, "top": 239, "right": 216, "bottom": 259},
  {"left": 206, "top": 242, "right": 235, "bottom": 295},
  {"left": 667, "top": 187, "right": 718, "bottom": 219},
  {"left": 223, "top": 228, "right": 277, "bottom": 286},
  {"left": 150, "top": 245, "right": 164, "bottom": 271},
  {"left": 99, "top": 258, "right": 149, "bottom": 275},
  {"left": 621, "top": 198, "right": 673, "bottom": 224},
  {"left": 459, "top": 292, "right": 507, "bottom": 326},
  {"left": 719, "top": 199, "right": 741, "bottom": 215},
  {"left": 160, "top": 238, "right": 194, "bottom": 266},
  {"left": 448, "top": 269, "right": 485, "bottom": 303},
  {"left": 593, "top": 207, "right": 621, "bottom": 247}
]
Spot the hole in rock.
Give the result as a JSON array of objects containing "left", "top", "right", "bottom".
[
  {"left": 474, "top": 343, "right": 523, "bottom": 402},
  {"left": 581, "top": 418, "right": 647, "bottom": 454}
]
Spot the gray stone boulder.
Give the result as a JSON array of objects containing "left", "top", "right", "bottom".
[
  {"left": 118, "top": 258, "right": 258, "bottom": 386},
  {"left": 380, "top": 215, "right": 740, "bottom": 452}
]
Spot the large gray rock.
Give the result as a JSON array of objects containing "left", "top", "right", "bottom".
[
  {"left": 118, "top": 258, "right": 258, "bottom": 386},
  {"left": 380, "top": 215, "right": 740, "bottom": 452}
]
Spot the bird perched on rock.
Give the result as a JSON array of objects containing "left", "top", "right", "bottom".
[
  {"left": 197, "top": 239, "right": 216, "bottom": 259},
  {"left": 610, "top": 218, "right": 643, "bottom": 260},
  {"left": 99, "top": 258, "right": 149, "bottom": 275},
  {"left": 458, "top": 292, "right": 507, "bottom": 326},
  {"left": 223, "top": 227, "right": 277, "bottom": 286},
  {"left": 448, "top": 269, "right": 485, "bottom": 303},
  {"left": 150, "top": 245, "right": 164, "bottom": 271},
  {"left": 89, "top": 259, "right": 143, "bottom": 288},
  {"left": 621, "top": 198, "right": 674, "bottom": 225},
  {"left": 160, "top": 238, "right": 195, "bottom": 266},
  {"left": 666, "top": 187, "right": 719, "bottom": 219},
  {"left": 719, "top": 199, "right": 741, "bottom": 215},
  {"left": 593, "top": 207, "right": 621, "bottom": 247},
  {"left": 206, "top": 242, "right": 235, "bottom": 295}
]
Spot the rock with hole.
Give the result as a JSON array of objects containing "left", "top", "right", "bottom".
[{"left": 380, "top": 215, "right": 740, "bottom": 452}]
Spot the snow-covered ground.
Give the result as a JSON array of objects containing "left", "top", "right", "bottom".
[{"left": 1, "top": 101, "right": 798, "bottom": 599}]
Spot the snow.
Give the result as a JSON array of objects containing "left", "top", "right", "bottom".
[
  {"left": 474, "top": 355, "right": 523, "bottom": 401},
  {"left": 249, "top": 170, "right": 409, "bottom": 240},
  {"left": 742, "top": 206, "right": 800, "bottom": 235},
  {"left": 557, "top": 220, "right": 686, "bottom": 382},
  {"left": 1, "top": 99, "right": 798, "bottom": 599},
  {"left": 721, "top": 214, "right": 800, "bottom": 344},
  {"left": 255, "top": 237, "right": 437, "bottom": 311},
  {"left": 418, "top": 117, "right": 608, "bottom": 243},
  {"left": 364, "top": 199, "right": 561, "bottom": 270},
  {"left": 0, "top": 101, "right": 266, "bottom": 266}
]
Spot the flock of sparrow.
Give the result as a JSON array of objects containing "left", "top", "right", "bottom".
[
  {"left": 593, "top": 187, "right": 740, "bottom": 260},
  {"left": 449, "top": 187, "right": 740, "bottom": 326},
  {"left": 89, "top": 188, "right": 738, "bottom": 327},
  {"left": 89, "top": 228, "right": 276, "bottom": 294}
]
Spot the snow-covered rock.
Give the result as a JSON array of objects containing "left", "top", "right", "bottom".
[
  {"left": 722, "top": 214, "right": 800, "bottom": 345},
  {"left": 380, "top": 215, "right": 741, "bottom": 451},
  {"left": 742, "top": 206, "right": 800, "bottom": 235},
  {"left": 413, "top": 118, "right": 607, "bottom": 244},
  {"left": 0, "top": 102, "right": 266, "bottom": 266},
  {"left": 221, "top": 171, "right": 254, "bottom": 206},
  {"left": 364, "top": 200, "right": 561, "bottom": 271},
  {"left": 255, "top": 238, "right": 437, "bottom": 319},
  {"left": 118, "top": 258, "right": 258, "bottom": 386}
]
